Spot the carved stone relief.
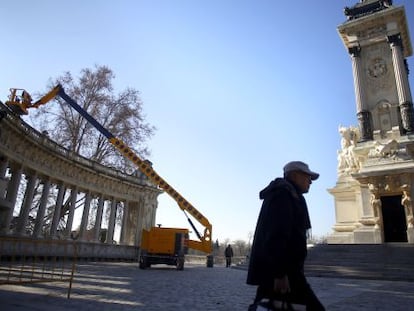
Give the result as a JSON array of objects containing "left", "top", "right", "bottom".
[
  {"left": 401, "top": 184, "right": 414, "bottom": 228},
  {"left": 356, "top": 24, "right": 387, "bottom": 42},
  {"left": 368, "top": 139, "right": 399, "bottom": 158},
  {"left": 364, "top": 44, "right": 393, "bottom": 94},
  {"left": 368, "top": 183, "right": 382, "bottom": 228}
]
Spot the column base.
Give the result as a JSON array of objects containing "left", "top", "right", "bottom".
[
  {"left": 353, "top": 226, "right": 382, "bottom": 244},
  {"left": 327, "top": 232, "right": 354, "bottom": 244},
  {"left": 407, "top": 227, "right": 414, "bottom": 244}
]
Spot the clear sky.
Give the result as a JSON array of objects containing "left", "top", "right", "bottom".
[{"left": 1, "top": 1, "right": 414, "bottom": 243}]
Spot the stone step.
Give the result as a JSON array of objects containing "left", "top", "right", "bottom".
[
  {"left": 235, "top": 244, "right": 414, "bottom": 281},
  {"left": 305, "top": 244, "right": 414, "bottom": 281}
]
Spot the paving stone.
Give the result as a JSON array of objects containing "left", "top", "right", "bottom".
[{"left": 0, "top": 262, "right": 413, "bottom": 310}]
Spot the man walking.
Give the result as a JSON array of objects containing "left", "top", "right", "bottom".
[
  {"left": 247, "top": 161, "right": 325, "bottom": 310},
  {"left": 225, "top": 244, "right": 234, "bottom": 268}
]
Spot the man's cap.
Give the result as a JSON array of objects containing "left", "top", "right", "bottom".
[{"left": 283, "top": 161, "right": 319, "bottom": 180}]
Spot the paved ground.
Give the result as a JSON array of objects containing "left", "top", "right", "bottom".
[{"left": 1, "top": 262, "right": 414, "bottom": 310}]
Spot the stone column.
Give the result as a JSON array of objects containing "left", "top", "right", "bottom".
[
  {"left": 106, "top": 199, "right": 117, "bottom": 243},
  {"left": 65, "top": 187, "right": 78, "bottom": 239},
  {"left": 79, "top": 192, "right": 92, "bottom": 241},
  {"left": 93, "top": 196, "right": 105, "bottom": 242},
  {"left": 150, "top": 200, "right": 157, "bottom": 227},
  {"left": 388, "top": 34, "right": 414, "bottom": 134},
  {"left": 0, "top": 157, "right": 8, "bottom": 197},
  {"left": 16, "top": 172, "right": 38, "bottom": 236},
  {"left": 135, "top": 198, "right": 145, "bottom": 246},
  {"left": 33, "top": 178, "right": 51, "bottom": 238},
  {"left": 122, "top": 200, "right": 138, "bottom": 246},
  {"left": 120, "top": 201, "right": 129, "bottom": 244},
  {"left": 0, "top": 157, "right": 8, "bottom": 178},
  {"left": 349, "top": 46, "right": 373, "bottom": 141},
  {"left": 50, "top": 183, "right": 66, "bottom": 238},
  {"left": 0, "top": 165, "right": 22, "bottom": 234}
]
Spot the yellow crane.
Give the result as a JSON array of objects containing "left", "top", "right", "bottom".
[{"left": 5, "top": 85, "right": 213, "bottom": 270}]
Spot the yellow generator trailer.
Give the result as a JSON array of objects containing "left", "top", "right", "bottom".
[{"left": 139, "top": 227, "right": 189, "bottom": 270}]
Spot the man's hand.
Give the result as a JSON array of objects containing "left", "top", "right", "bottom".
[{"left": 274, "top": 275, "right": 290, "bottom": 294}]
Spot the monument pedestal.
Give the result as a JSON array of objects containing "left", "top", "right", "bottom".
[
  {"left": 326, "top": 231, "right": 354, "bottom": 244},
  {"left": 407, "top": 227, "right": 414, "bottom": 243},
  {"left": 353, "top": 226, "right": 382, "bottom": 244}
]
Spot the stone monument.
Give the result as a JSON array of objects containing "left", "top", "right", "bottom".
[{"left": 328, "top": 0, "right": 414, "bottom": 243}]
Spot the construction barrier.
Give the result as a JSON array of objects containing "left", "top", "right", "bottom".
[{"left": 0, "top": 237, "right": 77, "bottom": 298}]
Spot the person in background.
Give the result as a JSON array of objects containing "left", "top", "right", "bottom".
[
  {"left": 246, "top": 161, "right": 325, "bottom": 311},
  {"left": 225, "top": 244, "right": 234, "bottom": 268}
]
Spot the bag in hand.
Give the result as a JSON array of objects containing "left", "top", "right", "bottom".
[{"left": 252, "top": 299, "right": 306, "bottom": 311}]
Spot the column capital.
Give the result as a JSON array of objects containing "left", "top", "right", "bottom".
[
  {"left": 348, "top": 45, "right": 361, "bottom": 57},
  {"left": 387, "top": 34, "right": 402, "bottom": 47}
]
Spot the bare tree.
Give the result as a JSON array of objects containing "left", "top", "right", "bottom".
[
  {"left": 29, "top": 64, "right": 155, "bottom": 171},
  {"left": 232, "top": 239, "right": 248, "bottom": 256},
  {"left": 22, "top": 65, "right": 155, "bottom": 237}
]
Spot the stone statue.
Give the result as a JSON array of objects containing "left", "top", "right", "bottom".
[
  {"left": 369, "top": 140, "right": 399, "bottom": 158},
  {"left": 401, "top": 186, "right": 413, "bottom": 228},
  {"left": 369, "top": 183, "right": 382, "bottom": 228},
  {"left": 337, "top": 126, "right": 360, "bottom": 175}
]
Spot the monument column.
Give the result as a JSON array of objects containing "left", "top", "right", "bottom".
[
  {"left": 135, "top": 197, "right": 145, "bottom": 246},
  {"left": 349, "top": 46, "right": 373, "bottom": 141},
  {"left": 33, "top": 178, "right": 51, "bottom": 238},
  {"left": 388, "top": 34, "right": 414, "bottom": 134},
  {"left": 0, "top": 157, "right": 7, "bottom": 178},
  {"left": 0, "top": 165, "right": 22, "bottom": 234},
  {"left": 120, "top": 201, "right": 129, "bottom": 244},
  {"left": 93, "top": 196, "right": 105, "bottom": 242},
  {"left": 5, "top": 166, "right": 21, "bottom": 198},
  {"left": 106, "top": 199, "right": 117, "bottom": 243},
  {"left": 79, "top": 191, "right": 92, "bottom": 240},
  {"left": 16, "top": 172, "right": 38, "bottom": 235},
  {"left": 50, "top": 183, "right": 66, "bottom": 238},
  {"left": 0, "top": 157, "right": 8, "bottom": 197},
  {"left": 65, "top": 187, "right": 78, "bottom": 239}
]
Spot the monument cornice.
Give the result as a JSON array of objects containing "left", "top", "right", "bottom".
[{"left": 338, "top": 5, "right": 412, "bottom": 56}]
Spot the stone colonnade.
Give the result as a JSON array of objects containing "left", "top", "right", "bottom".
[{"left": 0, "top": 107, "right": 161, "bottom": 253}]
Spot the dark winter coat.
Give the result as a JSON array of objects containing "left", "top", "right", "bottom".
[
  {"left": 225, "top": 246, "right": 234, "bottom": 257},
  {"left": 246, "top": 178, "right": 311, "bottom": 286}
]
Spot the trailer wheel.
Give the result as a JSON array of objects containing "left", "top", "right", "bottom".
[
  {"left": 206, "top": 255, "right": 214, "bottom": 268},
  {"left": 176, "top": 257, "right": 184, "bottom": 270},
  {"left": 139, "top": 256, "right": 148, "bottom": 269}
]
